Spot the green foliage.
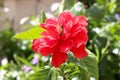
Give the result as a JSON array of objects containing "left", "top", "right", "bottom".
[
  {"left": 79, "top": 50, "right": 98, "bottom": 80},
  {"left": 95, "top": 0, "right": 108, "bottom": 5},
  {"left": 57, "top": 0, "right": 76, "bottom": 13},
  {"left": 40, "top": 11, "right": 47, "bottom": 23},
  {"left": 1, "top": 0, "right": 120, "bottom": 80},
  {"left": 0, "top": 0, "right": 4, "bottom": 7},
  {"left": 12, "top": 11, "right": 47, "bottom": 40},
  {"left": 80, "top": 57, "right": 98, "bottom": 80},
  {"left": 70, "top": 2, "right": 85, "bottom": 15},
  {"left": 78, "top": 66, "right": 90, "bottom": 80},
  {"left": 61, "top": 0, "right": 76, "bottom": 10},
  {"left": 28, "top": 50, "right": 98, "bottom": 80},
  {"left": 0, "top": 29, "right": 32, "bottom": 61},
  {"left": 87, "top": 4, "right": 105, "bottom": 21},
  {"left": 108, "top": 0, "right": 117, "bottom": 13},
  {"left": 12, "top": 26, "right": 44, "bottom": 40},
  {"left": 15, "top": 55, "right": 36, "bottom": 70},
  {"left": 30, "top": 68, "right": 59, "bottom": 80}
]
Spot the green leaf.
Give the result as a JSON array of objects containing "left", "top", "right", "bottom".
[
  {"left": 0, "top": 64, "right": 9, "bottom": 70},
  {"left": 87, "top": 4, "right": 105, "bottom": 21},
  {"left": 12, "top": 26, "right": 44, "bottom": 40},
  {"left": 79, "top": 49, "right": 99, "bottom": 80},
  {"left": 96, "top": 0, "right": 108, "bottom": 5},
  {"left": 70, "top": 2, "right": 85, "bottom": 15},
  {"left": 15, "top": 55, "right": 36, "bottom": 70},
  {"left": 58, "top": 0, "right": 76, "bottom": 12},
  {"left": 109, "top": 23, "right": 120, "bottom": 41},
  {"left": 30, "top": 68, "right": 50, "bottom": 80},
  {"left": 108, "top": 1, "right": 116, "bottom": 13},
  {"left": 63, "top": 0, "right": 75, "bottom": 10},
  {"left": 29, "top": 68, "right": 59, "bottom": 80},
  {"left": 100, "top": 22, "right": 120, "bottom": 41},
  {"left": 40, "top": 11, "right": 47, "bottom": 23},
  {"left": 78, "top": 66, "right": 90, "bottom": 80}
]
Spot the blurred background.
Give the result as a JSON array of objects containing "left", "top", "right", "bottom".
[
  {"left": 0, "top": 0, "right": 120, "bottom": 80},
  {"left": 0, "top": 0, "right": 61, "bottom": 31}
]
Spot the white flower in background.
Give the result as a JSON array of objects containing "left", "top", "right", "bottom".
[
  {"left": 22, "top": 40, "right": 29, "bottom": 44},
  {"left": 20, "top": 17, "right": 29, "bottom": 24},
  {"left": 0, "top": 70, "right": 7, "bottom": 80},
  {"left": 16, "top": 76, "right": 20, "bottom": 80},
  {"left": 4, "top": 7, "right": 10, "bottom": 13},
  {"left": 0, "top": 70, "right": 7, "bottom": 75},
  {"left": 12, "top": 71, "right": 18, "bottom": 78},
  {"left": 30, "top": 16, "right": 40, "bottom": 25},
  {"left": 58, "top": 76, "right": 63, "bottom": 80},
  {"left": 113, "top": 48, "right": 119, "bottom": 55},
  {"left": 1, "top": 57, "right": 8, "bottom": 66},
  {"left": 72, "top": 77, "right": 78, "bottom": 80},
  {"left": 42, "top": 56, "right": 49, "bottom": 62},
  {"left": 21, "top": 45, "right": 26, "bottom": 50},
  {"left": 92, "top": 28, "right": 101, "bottom": 34},
  {"left": 6, "top": 70, "right": 21, "bottom": 80},
  {"left": 46, "top": 12, "right": 54, "bottom": 18},
  {"left": 90, "top": 77, "right": 95, "bottom": 80},
  {"left": 29, "top": 71, "right": 34, "bottom": 75},
  {"left": 44, "top": 65, "right": 50, "bottom": 69},
  {"left": 51, "top": 2, "right": 60, "bottom": 12}
]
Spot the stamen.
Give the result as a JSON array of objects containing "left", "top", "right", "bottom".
[{"left": 57, "top": 24, "right": 63, "bottom": 36}]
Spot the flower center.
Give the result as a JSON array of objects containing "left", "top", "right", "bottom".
[{"left": 57, "top": 24, "right": 63, "bottom": 36}]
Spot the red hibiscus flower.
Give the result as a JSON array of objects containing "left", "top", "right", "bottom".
[{"left": 32, "top": 11, "right": 88, "bottom": 67}]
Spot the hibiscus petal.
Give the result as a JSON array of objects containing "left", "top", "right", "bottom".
[
  {"left": 73, "top": 16, "right": 88, "bottom": 27},
  {"left": 60, "top": 40, "right": 72, "bottom": 53},
  {"left": 71, "top": 44, "right": 88, "bottom": 59},
  {"left": 40, "top": 23, "right": 45, "bottom": 28},
  {"left": 41, "top": 18, "right": 57, "bottom": 29},
  {"left": 64, "top": 19, "right": 73, "bottom": 32},
  {"left": 46, "top": 26, "right": 60, "bottom": 39},
  {"left": 38, "top": 46, "right": 52, "bottom": 56},
  {"left": 32, "top": 38, "right": 54, "bottom": 56},
  {"left": 73, "top": 28, "right": 88, "bottom": 47},
  {"left": 41, "top": 26, "right": 59, "bottom": 39},
  {"left": 46, "top": 18, "right": 57, "bottom": 25},
  {"left": 52, "top": 52, "right": 67, "bottom": 67},
  {"left": 61, "top": 33, "right": 70, "bottom": 40},
  {"left": 71, "top": 24, "right": 81, "bottom": 37},
  {"left": 44, "top": 37, "right": 57, "bottom": 48},
  {"left": 58, "top": 11, "right": 73, "bottom": 26},
  {"left": 32, "top": 39, "right": 44, "bottom": 53}
]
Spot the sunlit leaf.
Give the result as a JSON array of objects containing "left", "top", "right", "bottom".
[
  {"left": 12, "top": 26, "right": 44, "bottom": 40},
  {"left": 96, "top": 0, "right": 108, "bottom": 5},
  {"left": 0, "top": 64, "right": 9, "bottom": 70},
  {"left": 108, "top": 1, "right": 116, "bottom": 13}
]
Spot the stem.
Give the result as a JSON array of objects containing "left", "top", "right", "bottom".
[
  {"left": 65, "top": 70, "right": 74, "bottom": 75},
  {"left": 58, "top": 65, "right": 67, "bottom": 80},
  {"left": 61, "top": 68, "right": 67, "bottom": 80},
  {"left": 63, "top": 76, "right": 67, "bottom": 80}
]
